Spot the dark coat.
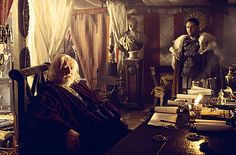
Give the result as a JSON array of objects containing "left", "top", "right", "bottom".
[{"left": 26, "top": 81, "right": 129, "bottom": 155}]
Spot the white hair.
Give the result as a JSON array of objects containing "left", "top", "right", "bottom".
[{"left": 47, "top": 54, "right": 80, "bottom": 83}]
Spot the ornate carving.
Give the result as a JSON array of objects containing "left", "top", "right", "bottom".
[
  {"left": 184, "top": 9, "right": 213, "bottom": 32},
  {"left": 20, "top": 47, "right": 30, "bottom": 69},
  {"left": 0, "top": 25, "right": 5, "bottom": 43},
  {"left": 0, "top": 54, "right": 4, "bottom": 65},
  {"left": 18, "top": 0, "right": 29, "bottom": 37}
]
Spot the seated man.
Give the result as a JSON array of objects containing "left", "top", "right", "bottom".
[{"left": 27, "top": 54, "right": 129, "bottom": 155}]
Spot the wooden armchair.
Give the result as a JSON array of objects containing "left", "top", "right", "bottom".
[
  {"left": 9, "top": 63, "right": 50, "bottom": 155},
  {"left": 150, "top": 66, "right": 173, "bottom": 109},
  {"left": 91, "top": 67, "right": 123, "bottom": 106}
]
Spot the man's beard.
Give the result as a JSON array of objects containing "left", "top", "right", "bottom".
[
  {"left": 189, "top": 31, "right": 198, "bottom": 38},
  {"left": 190, "top": 34, "right": 197, "bottom": 37},
  {"left": 61, "top": 74, "right": 73, "bottom": 86}
]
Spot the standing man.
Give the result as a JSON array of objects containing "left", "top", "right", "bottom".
[{"left": 169, "top": 17, "right": 221, "bottom": 96}]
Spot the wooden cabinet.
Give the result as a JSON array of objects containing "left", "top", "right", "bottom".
[{"left": 123, "top": 59, "right": 143, "bottom": 108}]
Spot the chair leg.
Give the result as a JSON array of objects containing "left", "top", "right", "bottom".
[
  {"left": 149, "top": 98, "right": 158, "bottom": 112},
  {"left": 160, "top": 92, "right": 165, "bottom": 107},
  {"left": 153, "top": 98, "right": 158, "bottom": 106},
  {"left": 160, "top": 95, "right": 163, "bottom": 107}
]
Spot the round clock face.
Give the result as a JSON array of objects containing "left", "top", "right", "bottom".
[
  {"left": 184, "top": 9, "right": 213, "bottom": 32},
  {"left": 128, "top": 65, "right": 137, "bottom": 74}
]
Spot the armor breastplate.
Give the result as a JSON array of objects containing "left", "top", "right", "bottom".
[{"left": 181, "top": 37, "right": 201, "bottom": 78}]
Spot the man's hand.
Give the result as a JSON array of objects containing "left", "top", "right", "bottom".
[{"left": 66, "top": 129, "right": 80, "bottom": 153}]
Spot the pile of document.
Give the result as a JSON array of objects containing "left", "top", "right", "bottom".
[
  {"left": 168, "top": 85, "right": 212, "bottom": 106},
  {"left": 148, "top": 106, "right": 178, "bottom": 127},
  {"left": 168, "top": 94, "right": 197, "bottom": 106},
  {"left": 187, "top": 85, "right": 212, "bottom": 96}
]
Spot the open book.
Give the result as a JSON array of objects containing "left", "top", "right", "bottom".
[{"left": 148, "top": 106, "right": 178, "bottom": 126}]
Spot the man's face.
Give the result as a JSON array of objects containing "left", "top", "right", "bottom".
[
  {"left": 186, "top": 21, "right": 199, "bottom": 37},
  {"left": 58, "top": 58, "right": 77, "bottom": 86}
]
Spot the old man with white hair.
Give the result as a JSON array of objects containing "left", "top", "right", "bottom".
[{"left": 27, "top": 54, "right": 129, "bottom": 155}]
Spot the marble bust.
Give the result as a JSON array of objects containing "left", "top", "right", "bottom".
[{"left": 119, "top": 17, "right": 147, "bottom": 59}]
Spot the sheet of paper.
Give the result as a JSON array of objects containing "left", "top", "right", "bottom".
[
  {"left": 154, "top": 106, "right": 178, "bottom": 114},
  {"left": 177, "top": 94, "right": 197, "bottom": 99},
  {"left": 194, "top": 123, "right": 230, "bottom": 131},
  {"left": 194, "top": 119, "right": 226, "bottom": 125},
  {"left": 167, "top": 100, "right": 178, "bottom": 106},
  {"left": 193, "top": 119, "right": 235, "bottom": 132},
  {"left": 191, "top": 85, "right": 211, "bottom": 90},
  {"left": 187, "top": 89, "right": 212, "bottom": 95},
  {"left": 148, "top": 112, "right": 177, "bottom": 126}
]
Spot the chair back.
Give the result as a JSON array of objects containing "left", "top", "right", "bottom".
[{"left": 9, "top": 63, "right": 50, "bottom": 155}]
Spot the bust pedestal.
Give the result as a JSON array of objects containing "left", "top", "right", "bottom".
[
  {"left": 127, "top": 51, "right": 143, "bottom": 60},
  {"left": 123, "top": 58, "right": 143, "bottom": 109}
]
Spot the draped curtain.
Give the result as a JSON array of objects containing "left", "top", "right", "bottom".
[
  {"left": 106, "top": 0, "right": 127, "bottom": 66},
  {"left": 28, "top": 0, "right": 74, "bottom": 66},
  {"left": 70, "top": 13, "right": 107, "bottom": 88},
  {"left": 0, "top": 0, "right": 13, "bottom": 25}
]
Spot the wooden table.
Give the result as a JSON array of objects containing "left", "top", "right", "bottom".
[{"left": 105, "top": 116, "right": 236, "bottom": 155}]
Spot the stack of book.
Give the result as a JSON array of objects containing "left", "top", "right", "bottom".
[
  {"left": 0, "top": 119, "right": 13, "bottom": 131},
  {"left": 0, "top": 130, "right": 13, "bottom": 141},
  {"left": 0, "top": 119, "right": 14, "bottom": 142},
  {"left": 168, "top": 86, "right": 212, "bottom": 106}
]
